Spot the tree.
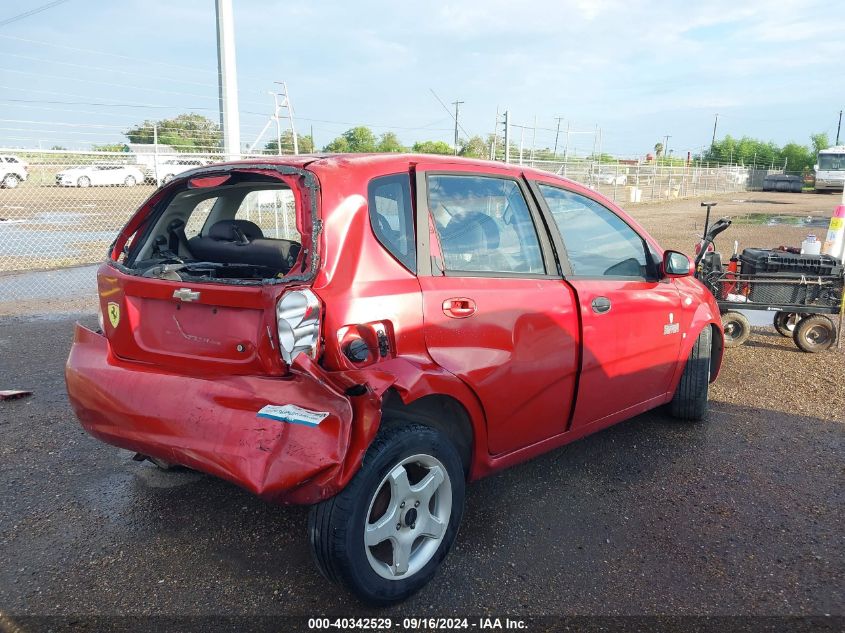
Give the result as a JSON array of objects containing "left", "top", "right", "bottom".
[
  {"left": 810, "top": 132, "right": 830, "bottom": 155},
  {"left": 125, "top": 113, "right": 221, "bottom": 151},
  {"left": 377, "top": 132, "right": 405, "bottom": 153},
  {"left": 323, "top": 126, "right": 378, "bottom": 153},
  {"left": 412, "top": 140, "right": 453, "bottom": 155},
  {"left": 50, "top": 145, "right": 67, "bottom": 151},
  {"left": 264, "top": 131, "right": 314, "bottom": 154},
  {"left": 459, "top": 135, "right": 488, "bottom": 158},
  {"left": 653, "top": 142, "right": 664, "bottom": 158}
]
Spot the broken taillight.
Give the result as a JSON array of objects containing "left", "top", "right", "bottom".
[{"left": 276, "top": 289, "right": 320, "bottom": 364}]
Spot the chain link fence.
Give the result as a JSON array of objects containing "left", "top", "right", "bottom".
[{"left": 0, "top": 147, "right": 761, "bottom": 306}]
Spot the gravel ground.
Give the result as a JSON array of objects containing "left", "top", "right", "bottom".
[{"left": 0, "top": 190, "right": 843, "bottom": 627}]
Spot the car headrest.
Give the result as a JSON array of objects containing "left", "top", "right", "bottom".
[
  {"left": 441, "top": 212, "right": 500, "bottom": 251},
  {"left": 208, "top": 219, "right": 264, "bottom": 242}
]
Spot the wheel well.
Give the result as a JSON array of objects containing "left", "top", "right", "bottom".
[
  {"left": 380, "top": 389, "right": 474, "bottom": 477},
  {"left": 709, "top": 323, "right": 723, "bottom": 381}
]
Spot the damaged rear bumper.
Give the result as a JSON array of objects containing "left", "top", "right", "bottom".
[{"left": 65, "top": 324, "right": 385, "bottom": 504}]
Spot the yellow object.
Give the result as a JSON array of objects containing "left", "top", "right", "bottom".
[{"left": 107, "top": 302, "right": 120, "bottom": 328}]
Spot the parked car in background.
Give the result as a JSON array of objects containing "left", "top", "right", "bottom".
[
  {"left": 66, "top": 154, "right": 724, "bottom": 605},
  {"left": 594, "top": 168, "right": 627, "bottom": 185},
  {"left": 55, "top": 164, "right": 145, "bottom": 187},
  {"left": 158, "top": 158, "right": 212, "bottom": 184},
  {"left": 0, "top": 154, "right": 29, "bottom": 189}
]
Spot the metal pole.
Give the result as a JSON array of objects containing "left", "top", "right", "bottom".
[
  {"left": 711, "top": 113, "right": 718, "bottom": 149},
  {"left": 153, "top": 123, "right": 159, "bottom": 185},
  {"left": 452, "top": 100, "right": 464, "bottom": 156},
  {"left": 530, "top": 115, "right": 537, "bottom": 164},
  {"left": 564, "top": 121, "right": 570, "bottom": 161},
  {"left": 553, "top": 116, "right": 562, "bottom": 156},
  {"left": 518, "top": 125, "right": 525, "bottom": 165},
  {"left": 273, "top": 92, "right": 282, "bottom": 155},
  {"left": 215, "top": 0, "right": 241, "bottom": 160},
  {"left": 504, "top": 110, "right": 510, "bottom": 163},
  {"left": 837, "top": 110, "right": 842, "bottom": 146},
  {"left": 282, "top": 81, "right": 298, "bottom": 155},
  {"left": 491, "top": 106, "right": 499, "bottom": 160}
]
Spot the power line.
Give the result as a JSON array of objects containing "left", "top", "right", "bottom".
[
  {"left": 429, "top": 89, "right": 472, "bottom": 139},
  {"left": 0, "top": 0, "right": 71, "bottom": 27}
]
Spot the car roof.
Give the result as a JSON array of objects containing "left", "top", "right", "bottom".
[{"left": 210, "top": 152, "right": 577, "bottom": 185}]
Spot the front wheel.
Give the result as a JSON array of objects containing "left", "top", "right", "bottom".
[
  {"left": 722, "top": 311, "right": 751, "bottom": 348},
  {"left": 670, "top": 325, "right": 712, "bottom": 421},
  {"left": 309, "top": 424, "right": 465, "bottom": 606},
  {"left": 2, "top": 173, "right": 20, "bottom": 189},
  {"left": 793, "top": 315, "right": 836, "bottom": 353},
  {"left": 124, "top": 175, "right": 136, "bottom": 187},
  {"left": 77, "top": 176, "right": 91, "bottom": 188}
]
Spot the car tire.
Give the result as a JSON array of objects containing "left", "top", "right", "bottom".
[
  {"left": 793, "top": 315, "right": 836, "bottom": 353},
  {"left": 670, "top": 325, "right": 712, "bottom": 421},
  {"left": 124, "top": 175, "right": 136, "bottom": 187},
  {"left": 2, "top": 174, "right": 20, "bottom": 189},
  {"left": 162, "top": 174, "right": 174, "bottom": 184},
  {"left": 721, "top": 311, "right": 751, "bottom": 348},
  {"left": 77, "top": 176, "right": 91, "bottom": 188},
  {"left": 309, "top": 424, "right": 465, "bottom": 606},
  {"left": 773, "top": 311, "right": 799, "bottom": 337}
]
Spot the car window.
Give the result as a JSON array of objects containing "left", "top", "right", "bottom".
[
  {"left": 184, "top": 197, "right": 218, "bottom": 238},
  {"left": 368, "top": 174, "right": 416, "bottom": 271},
  {"left": 234, "top": 188, "right": 300, "bottom": 241},
  {"left": 427, "top": 174, "right": 544, "bottom": 275},
  {"left": 538, "top": 184, "right": 650, "bottom": 278}
]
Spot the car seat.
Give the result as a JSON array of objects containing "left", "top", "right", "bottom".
[{"left": 188, "top": 219, "right": 301, "bottom": 273}]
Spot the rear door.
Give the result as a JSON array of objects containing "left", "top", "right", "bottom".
[
  {"left": 416, "top": 166, "right": 580, "bottom": 455},
  {"left": 530, "top": 180, "right": 684, "bottom": 428}
]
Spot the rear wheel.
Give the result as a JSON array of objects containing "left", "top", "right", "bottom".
[
  {"left": 77, "top": 176, "right": 91, "bottom": 188},
  {"left": 722, "top": 311, "right": 751, "bottom": 348},
  {"left": 670, "top": 326, "right": 712, "bottom": 421},
  {"left": 793, "top": 315, "right": 836, "bottom": 353},
  {"left": 309, "top": 424, "right": 464, "bottom": 606},
  {"left": 124, "top": 175, "right": 136, "bottom": 187},
  {"left": 2, "top": 173, "right": 20, "bottom": 189},
  {"left": 162, "top": 173, "right": 174, "bottom": 184},
  {"left": 773, "top": 312, "right": 800, "bottom": 337}
]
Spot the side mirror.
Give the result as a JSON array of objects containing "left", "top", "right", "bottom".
[{"left": 662, "top": 250, "right": 692, "bottom": 278}]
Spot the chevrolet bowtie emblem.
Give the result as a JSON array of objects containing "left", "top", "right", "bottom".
[{"left": 172, "top": 288, "right": 200, "bottom": 302}]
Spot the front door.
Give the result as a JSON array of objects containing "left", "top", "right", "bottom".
[
  {"left": 531, "top": 181, "right": 684, "bottom": 428},
  {"left": 416, "top": 167, "right": 580, "bottom": 455}
]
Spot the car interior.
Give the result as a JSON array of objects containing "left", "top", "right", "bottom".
[{"left": 127, "top": 177, "right": 303, "bottom": 281}]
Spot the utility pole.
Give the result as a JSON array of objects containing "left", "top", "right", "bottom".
[
  {"left": 215, "top": 0, "right": 241, "bottom": 160},
  {"left": 530, "top": 115, "right": 537, "bottom": 163},
  {"left": 490, "top": 106, "right": 499, "bottom": 160},
  {"left": 563, "top": 121, "right": 570, "bottom": 161},
  {"left": 837, "top": 110, "right": 842, "bottom": 145},
  {"left": 452, "top": 100, "right": 464, "bottom": 155},
  {"left": 247, "top": 82, "right": 298, "bottom": 155},
  {"left": 553, "top": 116, "right": 564, "bottom": 156},
  {"left": 711, "top": 113, "right": 719, "bottom": 149},
  {"left": 664, "top": 134, "right": 671, "bottom": 163},
  {"left": 503, "top": 110, "right": 511, "bottom": 163}
]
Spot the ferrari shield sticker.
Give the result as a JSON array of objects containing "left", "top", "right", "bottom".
[
  {"left": 107, "top": 302, "right": 120, "bottom": 328},
  {"left": 257, "top": 404, "right": 330, "bottom": 427}
]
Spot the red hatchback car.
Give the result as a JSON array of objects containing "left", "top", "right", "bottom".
[{"left": 66, "top": 154, "right": 723, "bottom": 604}]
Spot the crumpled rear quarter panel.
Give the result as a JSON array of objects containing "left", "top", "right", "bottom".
[{"left": 65, "top": 323, "right": 384, "bottom": 504}]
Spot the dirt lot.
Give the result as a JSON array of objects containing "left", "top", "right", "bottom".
[{"left": 0, "top": 190, "right": 843, "bottom": 628}]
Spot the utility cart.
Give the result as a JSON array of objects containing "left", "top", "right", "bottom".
[{"left": 694, "top": 202, "right": 845, "bottom": 353}]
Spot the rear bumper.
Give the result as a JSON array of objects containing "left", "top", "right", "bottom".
[{"left": 65, "top": 324, "right": 379, "bottom": 504}]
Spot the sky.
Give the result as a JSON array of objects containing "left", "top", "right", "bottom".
[{"left": 0, "top": 0, "right": 843, "bottom": 158}]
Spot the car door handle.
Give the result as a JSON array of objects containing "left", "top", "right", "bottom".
[
  {"left": 442, "top": 297, "right": 476, "bottom": 319},
  {"left": 591, "top": 296, "right": 611, "bottom": 314}
]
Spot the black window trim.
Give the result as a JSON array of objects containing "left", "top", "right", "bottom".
[
  {"left": 527, "top": 178, "right": 662, "bottom": 282},
  {"left": 415, "top": 169, "right": 559, "bottom": 280},
  {"left": 367, "top": 171, "right": 417, "bottom": 273}
]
